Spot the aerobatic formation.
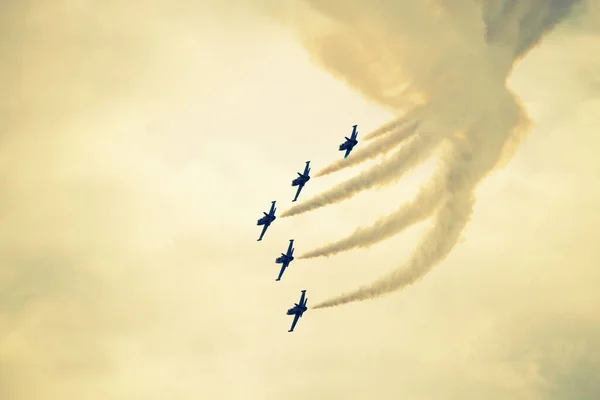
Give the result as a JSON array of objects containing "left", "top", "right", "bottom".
[
  {"left": 257, "top": 0, "right": 586, "bottom": 330},
  {"left": 255, "top": 125, "right": 359, "bottom": 332}
]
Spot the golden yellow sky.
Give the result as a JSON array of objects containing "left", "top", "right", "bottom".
[{"left": 1, "top": 1, "right": 599, "bottom": 399}]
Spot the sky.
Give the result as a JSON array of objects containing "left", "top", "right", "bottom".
[{"left": 1, "top": 1, "right": 599, "bottom": 399}]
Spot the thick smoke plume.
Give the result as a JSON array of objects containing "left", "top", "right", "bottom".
[
  {"left": 314, "top": 95, "right": 531, "bottom": 308},
  {"left": 277, "top": 0, "right": 584, "bottom": 308}
]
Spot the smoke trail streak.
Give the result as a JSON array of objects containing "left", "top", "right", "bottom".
[
  {"left": 313, "top": 185, "right": 474, "bottom": 309},
  {"left": 276, "top": 0, "right": 586, "bottom": 308},
  {"left": 361, "top": 116, "right": 411, "bottom": 142},
  {"left": 300, "top": 166, "right": 445, "bottom": 258},
  {"left": 281, "top": 128, "right": 443, "bottom": 217},
  {"left": 312, "top": 143, "right": 480, "bottom": 309},
  {"left": 315, "top": 121, "right": 420, "bottom": 177},
  {"left": 363, "top": 105, "right": 429, "bottom": 140}
]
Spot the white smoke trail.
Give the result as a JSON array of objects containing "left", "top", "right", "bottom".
[
  {"left": 314, "top": 103, "right": 436, "bottom": 177},
  {"left": 315, "top": 121, "right": 420, "bottom": 177},
  {"left": 281, "top": 126, "right": 444, "bottom": 217},
  {"left": 313, "top": 184, "right": 475, "bottom": 309},
  {"left": 363, "top": 105, "right": 429, "bottom": 140},
  {"left": 311, "top": 139, "right": 481, "bottom": 309},
  {"left": 300, "top": 163, "right": 446, "bottom": 258},
  {"left": 361, "top": 115, "right": 414, "bottom": 141}
]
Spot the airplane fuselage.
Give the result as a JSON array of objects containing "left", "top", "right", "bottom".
[
  {"left": 257, "top": 215, "right": 275, "bottom": 226},
  {"left": 292, "top": 174, "right": 310, "bottom": 186},
  {"left": 275, "top": 254, "right": 294, "bottom": 264},
  {"left": 340, "top": 137, "right": 358, "bottom": 148},
  {"left": 287, "top": 306, "right": 306, "bottom": 316}
]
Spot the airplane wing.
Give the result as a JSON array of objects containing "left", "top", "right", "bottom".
[
  {"left": 288, "top": 313, "right": 301, "bottom": 332},
  {"left": 303, "top": 162, "right": 311, "bottom": 175},
  {"left": 292, "top": 184, "right": 304, "bottom": 202},
  {"left": 298, "top": 290, "right": 306, "bottom": 305},
  {"left": 351, "top": 125, "right": 358, "bottom": 140},
  {"left": 276, "top": 262, "right": 288, "bottom": 281},
  {"left": 257, "top": 223, "right": 269, "bottom": 241},
  {"left": 286, "top": 239, "right": 294, "bottom": 254},
  {"left": 269, "top": 201, "right": 276, "bottom": 214},
  {"left": 344, "top": 147, "right": 352, "bottom": 158}
]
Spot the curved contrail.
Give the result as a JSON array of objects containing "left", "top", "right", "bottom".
[
  {"left": 313, "top": 101, "right": 531, "bottom": 308},
  {"left": 278, "top": 0, "right": 585, "bottom": 308},
  {"left": 313, "top": 185, "right": 475, "bottom": 309}
]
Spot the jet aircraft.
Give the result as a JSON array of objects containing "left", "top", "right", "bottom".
[
  {"left": 256, "top": 201, "right": 276, "bottom": 241},
  {"left": 339, "top": 125, "right": 359, "bottom": 158},
  {"left": 291, "top": 161, "right": 311, "bottom": 202},
  {"left": 275, "top": 239, "right": 295, "bottom": 281},
  {"left": 286, "top": 290, "right": 308, "bottom": 332}
]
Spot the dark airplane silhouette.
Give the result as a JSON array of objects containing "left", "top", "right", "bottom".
[
  {"left": 339, "top": 125, "right": 359, "bottom": 158},
  {"left": 287, "top": 290, "right": 308, "bottom": 332},
  {"left": 291, "top": 161, "right": 311, "bottom": 202},
  {"left": 275, "top": 239, "right": 295, "bottom": 281},
  {"left": 256, "top": 201, "right": 276, "bottom": 241}
]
